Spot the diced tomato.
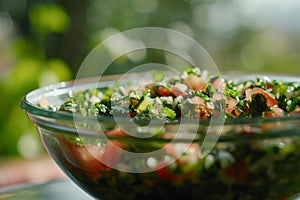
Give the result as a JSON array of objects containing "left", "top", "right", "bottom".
[
  {"left": 100, "top": 141, "right": 123, "bottom": 168},
  {"left": 146, "top": 83, "right": 157, "bottom": 97},
  {"left": 245, "top": 87, "right": 278, "bottom": 107},
  {"left": 212, "top": 93, "right": 238, "bottom": 114},
  {"left": 265, "top": 107, "right": 285, "bottom": 117},
  {"left": 266, "top": 84, "right": 274, "bottom": 90},
  {"left": 57, "top": 136, "right": 109, "bottom": 180},
  {"left": 212, "top": 93, "right": 225, "bottom": 102},
  {"left": 190, "top": 96, "right": 205, "bottom": 105},
  {"left": 73, "top": 143, "right": 111, "bottom": 171},
  {"left": 103, "top": 129, "right": 127, "bottom": 164},
  {"left": 226, "top": 97, "right": 239, "bottom": 113},
  {"left": 155, "top": 165, "right": 178, "bottom": 181},
  {"left": 212, "top": 77, "right": 226, "bottom": 93},
  {"left": 231, "top": 107, "right": 241, "bottom": 117},
  {"left": 57, "top": 129, "right": 126, "bottom": 179},
  {"left": 185, "top": 74, "right": 206, "bottom": 91},
  {"left": 146, "top": 83, "right": 172, "bottom": 97},
  {"left": 131, "top": 99, "right": 139, "bottom": 107},
  {"left": 261, "top": 107, "right": 285, "bottom": 131},
  {"left": 241, "top": 81, "right": 253, "bottom": 95},
  {"left": 157, "top": 85, "right": 171, "bottom": 96},
  {"left": 170, "top": 86, "right": 188, "bottom": 97}
]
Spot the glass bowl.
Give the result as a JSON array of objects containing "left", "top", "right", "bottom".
[{"left": 21, "top": 74, "right": 300, "bottom": 200}]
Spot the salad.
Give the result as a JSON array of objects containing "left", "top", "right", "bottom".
[
  {"left": 38, "top": 68, "right": 300, "bottom": 200},
  {"left": 43, "top": 68, "right": 299, "bottom": 120}
]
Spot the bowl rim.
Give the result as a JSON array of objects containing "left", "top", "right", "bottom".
[{"left": 21, "top": 72, "right": 300, "bottom": 125}]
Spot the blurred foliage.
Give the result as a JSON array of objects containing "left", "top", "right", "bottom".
[
  {"left": 29, "top": 3, "right": 69, "bottom": 33},
  {"left": 0, "top": 0, "right": 299, "bottom": 158},
  {"left": 0, "top": 1, "right": 72, "bottom": 158}
]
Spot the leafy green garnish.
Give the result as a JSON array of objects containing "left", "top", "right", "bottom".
[
  {"left": 53, "top": 67, "right": 299, "bottom": 121},
  {"left": 193, "top": 91, "right": 211, "bottom": 102},
  {"left": 161, "top": 107, "right": 176, "bottom": 119},
  {"left": 95, "top": 103, "right": 107, "bottom": 114},
  {"left": 289, "top": 97, "right": 300, "bottom": 112}
]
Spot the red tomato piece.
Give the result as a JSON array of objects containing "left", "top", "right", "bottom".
[
  {"left": 185, "top": 74, "right": 206, "bottom": 91},
  {"left": 57, "top": 129, "right": 126, "bottom": 179},
  {"left": 265, "top": 107, "right": 285, "bottom": 117},
  {"left": 100, "top": 141, "right": 123, "bottom": 169},
  {"left": 170, "top": 86, "right": 188, "bottom": 97},
  {"left": 212, "top": 93, "right": 225, "bottom": 102},
  {"left": 155, "top": 165, "right": 178, "bottom": 181},
  {"left": 226, "top": 97, "right": 239, "bottom": 113},
  {"left": 190, "top": 96, "right": 205, "bottom": 105},
  {"left": 146, "top": 83, "right": 157, "bottom": 97},
  {"left": 245, "top": 87, "right": 278, "bottom": 107},
  {"left": 212, "top": 77, "right": 226, "bottom": 93},
  {"left": 157, "top": 85, "right": 171, "bottom": 96},
  {"left": 57, "top": 136, "right": 109, "bottom": 180},
  {"left": 212, "top": 93, "right": 238, "bottom": 114}
]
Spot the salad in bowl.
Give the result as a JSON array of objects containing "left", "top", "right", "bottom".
[{"left": 22, "top": 67, "right": 300, "bottom": 200}]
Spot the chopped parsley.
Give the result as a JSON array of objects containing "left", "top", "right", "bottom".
[{"left": 46, "top": 68, "right": 299, "bottom": 121}]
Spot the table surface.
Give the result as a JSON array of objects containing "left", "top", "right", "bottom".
[{"left": 0, "top": 179, "right": 94, "bottom": 200}]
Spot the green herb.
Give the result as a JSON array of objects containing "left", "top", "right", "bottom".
[
  {"left": 247, "top": 93, "right": 269, "bottom": 116},
  {"left": 51, "top": 67, "right": 299, "bottom": 121},
  {"left": 289, "top": 97, "right": 300, "bottom": 112},
  {"left": 161, "top": 107, "right": 176, "bottom": 119}
]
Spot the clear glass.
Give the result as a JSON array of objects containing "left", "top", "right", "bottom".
[{"left": 21, "top": 74, "right": 300, "bottom": 200}]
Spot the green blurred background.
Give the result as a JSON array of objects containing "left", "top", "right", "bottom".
[{"left": 0, "top": 0, "right": 299, "bottom": 159}]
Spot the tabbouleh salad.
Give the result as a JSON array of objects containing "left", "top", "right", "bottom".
[
  {"left": 38, "top": 68, "right": 300, "bottom": 200},
  {"left": 43, "top": 67, "right": 299, "bottom": 121}
]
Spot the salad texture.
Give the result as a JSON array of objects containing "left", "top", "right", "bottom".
[
  {"left": 43, "top": 68, "right": 299, "bottom": 121},
  {"left": 37, "top": 68, "right": 300, "bottom": 200}
]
